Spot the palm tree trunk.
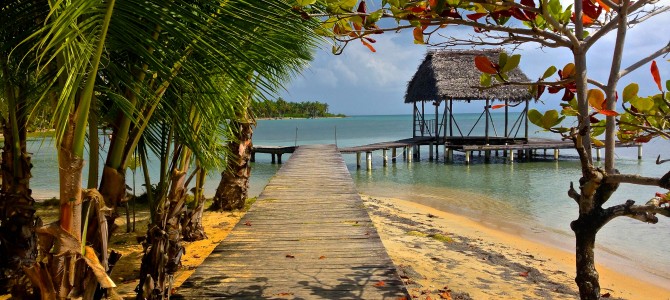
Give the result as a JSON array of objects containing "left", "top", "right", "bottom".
[
  {"left": 182, "top": 168, "right": 207, "bottom": 241},
  {"left": 211, "top": 107, "right": 253, "bottom": 211},
  {"left": 0, "top": 73, "right": 39, "bottom": 298},
  {"left": 137, "top": 149, "right": 190, "bottom": 299}
]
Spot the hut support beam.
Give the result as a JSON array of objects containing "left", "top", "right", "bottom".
[
  {"left": 637, "top": 144, "right": 642, "bottom": 160},
  {"left": 485, "top": 99, "right": 490, "bottom": 144},
  {"left": 524, "top": 98, "right": 529, "bottom": 142},
  {"left": 465, "top": 151, "right": 471, "bottom": 165},
  {"left": 504, "top": 99, "right": 509, "bottom": 138},
  {"left": 429, "top": 142, "right": 434, "bottom": 161},
  {"left": 366, "top": 151, "right": 372, "bottom": 170},
  {"left": 383, "top": 149, "right": 388, "bottom": 166},
  {"left": 408, "top": 147, "right": 413, "bottom": 163},
  {"left": 392, "top": 148, "right": 397, "bottom": 163},
  {"left": 554, "top": 149, "right": 559, "bottom": 160}
]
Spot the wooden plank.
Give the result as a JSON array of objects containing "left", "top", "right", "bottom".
[{"left": 175, "top": 145, "right": 408, "bottom": 299}]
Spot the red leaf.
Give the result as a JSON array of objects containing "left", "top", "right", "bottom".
[
  {"left": 413, "top": 27, "right": 424, "bottom": 44},
  {"left": 601, "top": 292, "right": 611, "bottom": 298},
  {"left": 651, "top": 60, "right": 663, "bottom": 91},
  {"left": 521, "top": 0, "right": 538, "bottom": 18},
  {"left": 244, "top": 221, "right": 252, "bottom": 226},
  {"left": 474, "top": 56, "right": 498, "bottom": 74},
  {"left": 599, "top": 109, "right": 619, "bottom": 116},
  {"left": 364, "top": 37, "right": 376, "bottom": 43},
  {"left": 537, "top": 85, "right": 546, "bottom": 99},
  {"left": 440, "top": 8, "right": 461, "bottom": 18},
  {"left": 519, "top": 271, "right": 529, "bottom": 277},
  {"left": 548, "top": 86, "right": 563, "bottom": 94},
  {"left": 562, "top": 88, "right": 575, "bottom": 101},
  {"left": 491, "top": 104, "right": 507, "bottom": 109},
  {"left": 410, "top": 6, "right": 426, "bottom": 13},
  {"left": 510, "top": 8, "right": 531, "bottom": 21},
  {"left": 319, "top": 255, "right": 326, "bottom": 259},
  {"left": 285, "top": 254, "right": 295, "bottom": 258},
  {"left": 466, "top": 13, "right": 488, "bottom": 21},
  {"left": 635, "top": 135, "right": 653, "bottom": 143},
  {"left": 590, "top": 115, "right": 600, "bottom": 123},
  {"left": 361, "top": 39, "right": 376, "bottom": 52},
  {"left": 374, "top": 280, "right": 386, "bottom": 287}
]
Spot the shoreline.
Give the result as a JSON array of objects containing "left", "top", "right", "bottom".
[{"left": 361, "top": 194, "right": 670, "bottom": 299}]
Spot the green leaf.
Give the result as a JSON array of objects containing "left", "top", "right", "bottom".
[
  {"left": 528, "top": 109, "right": 543, "bottom": 128},
  {"left": 499, "top": 52, "right": 508, "bottom": 69},
  {"left": 480, "top": 73, "right": 492, "bottom": 87},
  {"left": 541, "top": 110, "right": 562, "bottom": 129},
  {"left": 367, "top": 9, "right": 384, "bottom": 24},
  {"left": 500, "top": 54, "right": 520, "bottom": 73},
  {"left": 295, "top": 0, "right": 316, "bottom": 6},
  {"left": 629, "top": 96, "right": 654, "bottom": 112},
  {"left": 666, "top": 80, "right": 670, "bottom": 92},
  {"left": 622, "top": 83, "right": 639, "bottom": 103},
  {"left": 541, "top": 66, "right": 557, "bottom": 80}
]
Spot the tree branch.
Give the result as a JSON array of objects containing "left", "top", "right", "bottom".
[
  {"left": 657, "top": 155, "right": 670, "bottom": 165},
  {"left": 605, "top": 199, "right": 670, "bottom": 225},
  {"left": 618, "top": 41, "right": 670, "bottom": 78},
  {"left": 568, "top": 181, "right": 582, "bottom": 203},
  {"left": 584, "top": 0, "right": 658, "bottom": 49},
  {"left": 605, "top": 171, "right": 670, "bottom": 189}
]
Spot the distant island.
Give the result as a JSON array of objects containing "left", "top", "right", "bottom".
[{"left": 253, "top": 98, "right": 345, "bottom": 119}]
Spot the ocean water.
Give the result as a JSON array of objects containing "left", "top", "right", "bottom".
[{"left": 23, "top": 113, "right": 670, "bottom": 283}]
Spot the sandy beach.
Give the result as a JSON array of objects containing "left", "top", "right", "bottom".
[
  {"left": 9, "top": 194, "right": 667, "bottom": 300},
  {"left": 361, "top": 194, "right": 670, "bottom": 300}
]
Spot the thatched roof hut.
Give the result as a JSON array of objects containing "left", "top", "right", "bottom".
[{"left": 405, "top": 49, "right": 532, "bottom": 103}]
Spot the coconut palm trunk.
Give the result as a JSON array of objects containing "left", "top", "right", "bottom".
[
  {"left": 0, "top": 63, "right": 39, "bottom": 298},
  {"left": 211, "top": 104, "right": 254, "bottom": 211}
]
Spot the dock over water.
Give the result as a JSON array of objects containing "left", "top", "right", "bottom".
[{"left": 175, "top": 144, "right": 408, "bottom": 299}]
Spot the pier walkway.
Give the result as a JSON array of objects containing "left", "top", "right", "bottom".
[{"left": 174, "top": 144, "right": 408, "bottom": 299}]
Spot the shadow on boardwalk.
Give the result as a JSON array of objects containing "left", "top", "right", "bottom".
[{"left": 174, "top": 145, "right": 408, "bottom": 299}]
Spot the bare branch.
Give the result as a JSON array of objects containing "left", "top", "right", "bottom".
[
  {"left": 619, "top": 41, "right": 670, "bottom": 78},
  {"left": 605, "top": 172, "right": 670, "bottom": 189},
  {"left": 605, "top": 199, "right": 670, "bottom": 225},
  {"left": 657, "top": 155, "right": 670, "bottom": 165},
  {"left": 568, "top": 182, "right": 581, "bottom": 203},
  {"left": 628, "top": 6, "right": 670, "bottom": 25},
  {"left": 585, "top": 0, "right": 659, "bottom": 49}
]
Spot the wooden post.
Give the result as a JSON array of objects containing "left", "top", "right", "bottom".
[
  {"left": 465, "top": 151, "right": 471, "bottom": 165},
  {"left": 449, "top": 98, "right": 453, "bottom": 137},
  {"left": 447, "top": 148, "right": 453, "bottom": 162},
  {"left": 435, "top": 101, "right": 439, "bottom": 140},
  {"left": 509, "top": 149, "right": 514, "bottom": 163},
  {"left": 392, "top": 147, "right": 397, "bottom": 163},
  {"left": 421, "top": 101, "right": 426, "bottom": 136},
  {"left": 554, "top": 149, "right": 559, "bottom": 160},
  {"left": 543, "top": 149, "right": 547, "bottom": 157},
  {"left": 408, "top": 147, "right": 413, "bottom": 163},
  {"left": 402, "top": 146, "right": 407, "bottom": 160},
  {"left": 271, "top": 153, "right": 276, "bottom": 164},
  {"left": 503, "top": 143, "right": 508, "bottom": 157},
  {"left": 485, "top": 144, "right": 491, "bottom": 162},
  {"left": 526, "top": 149, "right": 532, "bottom": 161},
  {"left": 356, "top": 152, "right": 361, "bottom": 169},
  {"left": 637, "top": 144, "right": 642, "bottom": 160},
  {"left": 250, "top": 151, "right": 256, "bottom": 162},
  {"left": 416, "top": 145, "right": 421, "bottom": 160},
  {"left": 596, "top": 148, "right": 601, "bottom": 161},
  {"left": 366, "top": 151, "right": 372, "bottom": 170},
  {"left": 443, "top": 145, "right": 448, "bottom": 162},
  {"left": 524, "top": 98, "right": 529, "bottom": 142},
  {"left": 277, "top": 153, "right": 283, "bottom": 164},
  {"left": 413, "top": 102, "right": 417, "bottom": 138},
  {"left": 504, "top": 99, "right": 509, "bottom": 137},
  {"left": 485, "top": 99, "right": 490, "bottom": 144},
  {"left": 429, "top": 142, "right": 434, "bottom": 161},
  {"left": 383, "top": 149, "right": 388, "bottom": 166}
]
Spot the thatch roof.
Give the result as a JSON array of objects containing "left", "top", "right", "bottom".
[{"left": 405, "top": 49, "right": 533, "bottom": 103}]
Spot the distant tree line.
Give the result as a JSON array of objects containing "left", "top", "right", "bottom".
[{"left": 252, "top": 98, "right": 345, "bottom": 118}]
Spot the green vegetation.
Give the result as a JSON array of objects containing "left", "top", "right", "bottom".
[{"left": 252, "top": 97, "right": 345, "bottom": 119}]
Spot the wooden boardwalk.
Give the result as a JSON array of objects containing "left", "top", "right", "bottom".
[{"left": 175, "top": 144, "right": 408, "bottom": 299}]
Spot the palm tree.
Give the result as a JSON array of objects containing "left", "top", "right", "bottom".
[{"left": 211, "top": 7, "right": 318, "bottom": 211}]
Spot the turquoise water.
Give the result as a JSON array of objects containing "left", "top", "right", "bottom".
[{"left": 23, "top": 114, "right": 670, "bottom": 282}]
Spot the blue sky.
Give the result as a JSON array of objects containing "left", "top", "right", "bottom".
[{"left": 280, "top": 5, "right": 670, "bottom": 116}]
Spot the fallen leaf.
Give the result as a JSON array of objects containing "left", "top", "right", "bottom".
[
  {"left": 276, "top": 292, "right": 294, "bottom": 296},
  {"left": 374, "top": 280, "right": 386, "bottom": 287},
  {"left": 601, "top": 292, "right": 611, "bottom": 298},
  {"left": 244, "top": 221, "right": 252, "bottom": 226},
  {"left": 319, "top": 255, "right": 326, "bottom": 259},
  {"left": 426, "top": 296, "right": 433, "bottom": 300},
  {"left": 285, "top": 254, "right": 295, "bottom": 258},
  {"left": 439, "top": 291, "right": 452, "bottom": 299},
  {"left": 396, "top": 298, "right": 408, "bottom": 300},
  {"left": 519, "top": 271, "right": 529, "bottom": 277}
]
